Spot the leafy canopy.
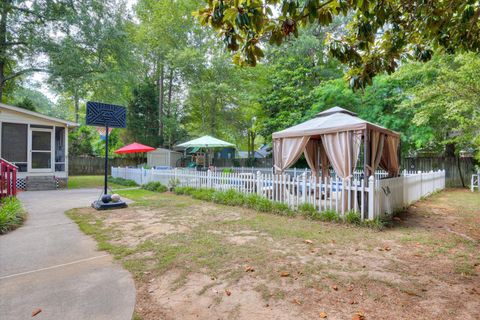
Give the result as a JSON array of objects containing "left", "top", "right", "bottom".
[{"left": 195, "top": 0, "right": 480, "bottom": 89}]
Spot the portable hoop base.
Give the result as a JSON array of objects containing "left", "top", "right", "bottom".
[{"left": 92, "top": 200, "right": 127, "bottom": 210}]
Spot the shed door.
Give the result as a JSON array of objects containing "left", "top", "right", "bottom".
[{"left": 28, "top": 128, "right": 54, "bottom": 172}]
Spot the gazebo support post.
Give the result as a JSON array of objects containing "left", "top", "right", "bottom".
[{"left": 363, "top": 128, "right": 370, "bottom": 219}]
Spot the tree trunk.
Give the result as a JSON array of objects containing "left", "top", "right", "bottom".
[
  {"left": 158, "top": 64, "right": 165, "bottom": 145},
  {"left": 456, "top": 155, "right": 465, "bottom": 188},
  {"left": 167, "top": 68, "right": 173, "bottom": 111},
  {"left": 0, "top": 1, "right": 9, "bottom": 102},
  {"left": 74, "top": 90, "right": 79, "bottom": 123}
]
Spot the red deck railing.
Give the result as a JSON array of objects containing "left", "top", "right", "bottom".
[{"left": 0, "top": 158, "right": 17, "bottom": 198}]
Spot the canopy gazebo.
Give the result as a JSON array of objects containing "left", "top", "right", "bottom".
[
  {"left": 272, "top": 107, "right": 401, "bottom": 180},
  {"left": 176, "top": 135, "right": 235, "bottom": 167}
]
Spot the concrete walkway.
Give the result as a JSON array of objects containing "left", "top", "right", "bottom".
[{"left": 0, "top": 189, "right": 136, "bottom": 320}]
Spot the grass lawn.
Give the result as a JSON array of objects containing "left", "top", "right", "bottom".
[
  {"left": 68, "top": 175, "right": 133, "bottom": 190},
  {"left": 67, "top": 189, "right": 480, "bottom": 320}
]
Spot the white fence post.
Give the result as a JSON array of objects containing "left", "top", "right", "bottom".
[
  {"left": 368, "top": 176, "right": 375, "bottom": 220},
  {"left": 302, "top": 172, "right": 307, "bottom": 204},
  {"left": 256, "top": 171, "right": 262, "bottom": 196},
  {"left": 207, "top": 170, "right": 212, "bottom": 189}
]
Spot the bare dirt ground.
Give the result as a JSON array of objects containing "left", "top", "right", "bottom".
[{"left": 68, "top": 188, "right": 480, "bottom": 320}]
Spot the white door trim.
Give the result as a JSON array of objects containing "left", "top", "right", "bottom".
[{"left": 28, "top": 127, "right": 54, "bottom": 173}]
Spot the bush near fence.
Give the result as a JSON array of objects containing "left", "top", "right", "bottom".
[{"left": 112, "top": 167, "right": 445, "bottom": 220}]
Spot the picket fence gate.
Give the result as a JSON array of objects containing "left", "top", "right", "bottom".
[
  {"left": 472, "top": 173, "right": 480, "bottom": 192},
  {"left": 111, "top": 167, "right": 446, "bottom": 220}
]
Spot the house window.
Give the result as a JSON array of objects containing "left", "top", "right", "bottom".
[
  {"left": 1, "top": 123, "right": 28, "bottom": 172},
  {"left": 55, "top": 127, "right": 65, "bottom": 172}
]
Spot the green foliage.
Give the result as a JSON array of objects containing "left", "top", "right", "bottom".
[
  {"left": 141, "top": 182, "right": 167, "bottom": 193},
  {"left": 0, "top": 197, "right": 26, "bottom": 234},
  {"left": 271, "top": 202, "right": 294, "bottom": 217},
  {"left": 196, "top": 0, "right": 480, "bottom": 90},
  {"left": 320, "top": 210, "right": 341, "bottom": 223},
  {"left": 127, "top": 83, "right": 160, "bottom": 147},
  {"left": 212, "top": 189, "right": 245, "bottom": 206},
  {"left": 107, "top": 176, "right": 138, "bottom": 187},
  {"left": 174, "top": 186, "right": 196, "bottom": 195},
  {"left": 345, "top": 211, "right": 361, "bottom": 225}
]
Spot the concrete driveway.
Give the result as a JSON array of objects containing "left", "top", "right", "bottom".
[{"left": 0, "top": 189, "right": 136, "bottom": 320}]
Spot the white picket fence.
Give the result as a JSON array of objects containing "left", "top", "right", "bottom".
[
  {"left": 112, "top": 167, "right": 445, "bottom": 220},
  {"left": 471, "top": 173, "right": 479, "bottom": 192}
]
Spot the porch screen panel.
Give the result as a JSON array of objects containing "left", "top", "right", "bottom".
[
  {"left": 1, "top": 122, "right": 28, "bottom": 163},
  {"left": 55, "top": 127, "right": 65, "bottom": 171}
]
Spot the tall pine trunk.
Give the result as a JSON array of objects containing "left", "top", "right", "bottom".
[
  {"left": 0, "top": 1, "right": 8, "bottom": 102},
  {"left": 158, "top": 64, "right": 165, "bottom": 146}
]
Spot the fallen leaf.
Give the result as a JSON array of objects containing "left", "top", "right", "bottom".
[
  {"left": 304, "top": 239, "right": 313, "bottom": 244},
  {"left": 293, "top": 298, "right": 302, "bottom": 305},
  {"left": 393, "top": 217, "right": 402, "bottom": 221},
  {"left": 225, "top": 289, "right": 231, "bottom": 296},
  {"left": 319, "top": 311, "right": 328, "bottom": 318},
  {"left": 245, "top": 266, "right": 255, "bottom": 272},
  {"left": 349, "top": 300, "right": 358, "bottom": 305},
  {"left": 384, "top": 246, "right": 391, "bottom": 251},
  {"left": 331, "top": 285, "right": 338, "bottom": 291},
  {"left": 352, "top": 311, "right": 365, "bottom": 320},
  {"left": 347, "top": 285, "right": 354, "bottom": 291},
  {"left": 280, "top": 271, "right": 290, "bottom": 277},
  {"left": 31, "top": 308, "right": 42, "bottom": 317}
]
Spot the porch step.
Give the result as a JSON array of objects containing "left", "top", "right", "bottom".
[{"left": 26, "top": 176, "right": 57, "bottom": 191}]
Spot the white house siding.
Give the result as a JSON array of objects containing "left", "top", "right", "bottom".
[{"left": 0, "top": 104, "right": 77, "bottom": 188}]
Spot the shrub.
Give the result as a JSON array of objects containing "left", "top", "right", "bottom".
[
  {"left": 345, "top": 210, "right": 361, "bottom": 224},
  {"left": 190, "top": 188, "right": 215, "bottom": 201},
  {"left": 272, "top": 202, "right": 295, "bottom": 216},
  {"left": 107, "top": 176, "right": 138, "bottom": 187},
  {"left": 142, "top": 182, "right": 167, "bottom": 193},
  {"left": 212, "top": 189, "right": 245, "bottom": 206},
  {"left": 168, "top": 178, "right": 180, "bottom": 189},
  {"left": 174, "top": 186, "right": 195, "bottom": 195},
  {"left": 320, "top": 210, "right": 341, "bottom": 222},
  {"left": 298, "top": 203, "right": 320, "bottom": 220},
  {"left": 222, "top": 168, "right": 234, "bottom": 174},
  {"left": 244, "top": 194, "right": 272, "bottom": 212},
  {"left": 0, "top": 197, "right": 26, "bottom": 234}
]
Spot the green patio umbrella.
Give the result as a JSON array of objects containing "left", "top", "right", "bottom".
[{"left": 176, "top": 135, "right": 235, "bottom": 167}]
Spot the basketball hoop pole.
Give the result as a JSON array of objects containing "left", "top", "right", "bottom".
[{"left": 104, "top": 125, "right": 109, "bottom": 195}]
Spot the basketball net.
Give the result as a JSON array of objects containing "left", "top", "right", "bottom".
[{"left": 96, "top": 127, "right": 113, "bottom": 141}]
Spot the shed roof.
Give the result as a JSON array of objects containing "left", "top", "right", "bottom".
[{"left": 272, "top": 106, "right": 399, "bottom": 139}]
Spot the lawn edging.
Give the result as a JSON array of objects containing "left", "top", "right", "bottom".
[
  {"left": 174, "top": 186, "right": 386, "bottom": 229},
  {"left": 0, "top": 197, "right": 26, "bottom": 234}
]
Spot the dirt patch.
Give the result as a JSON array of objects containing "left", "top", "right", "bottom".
[{"left": 70, "top": 189, "right": 480, "bottom": 320}]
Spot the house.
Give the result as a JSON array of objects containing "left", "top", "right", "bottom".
[{"left": 0, "top": 103, "right": 78, "bottom": 190}]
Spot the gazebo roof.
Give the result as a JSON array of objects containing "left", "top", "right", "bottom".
[{"left": 272, "top": 107, "right": 400, "bottom": 139}]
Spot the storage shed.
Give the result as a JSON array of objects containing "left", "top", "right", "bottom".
[{"left": 147, "top": 148, "right": 182, "bottom": 168}]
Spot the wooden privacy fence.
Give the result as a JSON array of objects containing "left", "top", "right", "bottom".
[
  {"left": 69, "top": 157, "right": 139, "bottom": 175},
  {"left": 112, "top": 167, "right": 445, "bottom": 220}
]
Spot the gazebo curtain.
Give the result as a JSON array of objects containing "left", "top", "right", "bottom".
[
  {"left": 274, "top": 131, "right": 398, "bottom": 179},
  {"left": 321, "top": 131, "right": 362, "bottom": 179},
  {"left": 379, "top": 135, "right": 400, "bottom": 176},
  {"left": 367, "top": 131, "right": 385, "bottom": 176},
  {"left": 273, "top": 136, "right": 310, "bottom": 172}
]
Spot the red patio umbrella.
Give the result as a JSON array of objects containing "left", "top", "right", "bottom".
[{"left": 115, "top": 142, "right": 155, "bottom": 154}]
